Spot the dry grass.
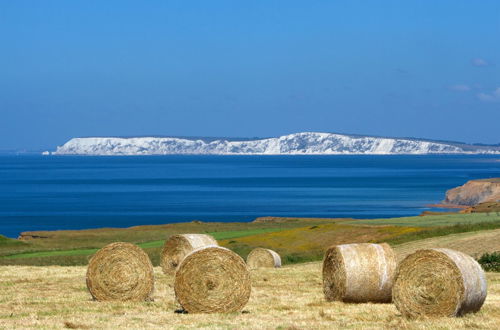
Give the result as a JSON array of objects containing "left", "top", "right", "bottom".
[
  {"left": 0, "top": 262, "right": 499, "bottom": 329},
  {"left": 462, "top": 202, "right": 500, "bottom": 213},
  {"left": 394, "top": 229, "right": 500, "bottom": 261}
]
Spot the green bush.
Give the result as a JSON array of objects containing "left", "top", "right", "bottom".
[
  {"left": 477, "top": 251, "right": 500, "bottom": 272},
  {"left": 283, "top": 252, "right": 321, "bottom": 265}
]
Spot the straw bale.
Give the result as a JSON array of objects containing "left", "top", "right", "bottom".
[
  {"left": 393, "top": 248, "right": 487, "bottom": 318},
  {"left": 160, "top": 234, "right": 218, "bottom": 275},
  {"left": 322, "top": 242, "right": 396, "bottom": 303},
  {"left": 247, "top": 248, "right": 281, "bottom": 268},
  {"left": 174, "top": 246, "right": 251, "bottom": 313},
  {"left": 86, "top": 242, "right": 154, "bottom": 301}
]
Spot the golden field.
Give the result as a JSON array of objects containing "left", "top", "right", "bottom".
[
  {"left": 394, "top": 228, "right": 500, "bottom": 261},
  {"left": 0, "top": 263, "right": 499, "bottom": 329},
  {"left": 1, "top": 216, "right": 499, "bottom": 329}
]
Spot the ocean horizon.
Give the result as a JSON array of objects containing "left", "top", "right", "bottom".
[{"left": 1, "top": 154, "right": 499, "bottom": 238}]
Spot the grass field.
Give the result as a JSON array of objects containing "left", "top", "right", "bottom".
[
  {"left": 1, "top": 214, "right": 499, "bottom": 328},
  {"left": 2, "top": 228, "right": 284, "bottom": 260},
  {"left": 394, "top": 228, "right": 500, "bottom": 261},
  {"left": 1, "top": 214, "right": 499, "bottom": 266},
  {"left": 0, "top": 263, "right": 498, "bottom": 329},
  {"left": 344, "top": 213, "right": 500, "bottom": 227}
]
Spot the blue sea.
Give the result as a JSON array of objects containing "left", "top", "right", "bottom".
[{"left": 1, "top": 155, "right": 499, "bottom": 238}]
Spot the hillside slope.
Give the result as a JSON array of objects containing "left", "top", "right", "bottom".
[
  {"left": 2, "top": 213, "right": 500, "bottom": 266},
  {"left": 394, "top": 228, "right": 500, "bottom": 261}
]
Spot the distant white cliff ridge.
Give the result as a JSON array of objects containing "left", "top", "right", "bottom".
[{"left": 50, "top": 132, "right": 500, "bottom": 155}]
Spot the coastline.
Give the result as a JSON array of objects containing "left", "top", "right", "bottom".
[{"left": 426, "top": 203, "right": 469, "bottom": 209}]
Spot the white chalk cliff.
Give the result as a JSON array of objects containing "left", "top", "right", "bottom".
[{"left": 51, "top": 132, "right": 500, "bottom": 155}]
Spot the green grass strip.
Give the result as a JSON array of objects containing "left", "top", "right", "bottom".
[
  {"left": 130, "top": 228, "right": 284, "bottom": 249},
  {"left": 3, "top": 248, "right": 99, "bottom": 259},
  {"left": 209, "top": 228, "right": 284, "bottom": 240},
  {"left": 0, "top": 235, "right": 27, "bottom": 247},
  {"left": 382, "top": 221, "right": 500, "bottom": 246},
  {"left": 2, "top": 227, "right": 284, "bottom": 259},
  {"left": 346, "top": 213, "right": 500, "bottom": 227}
]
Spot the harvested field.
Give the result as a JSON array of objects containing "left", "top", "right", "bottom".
[
  {"left": 346, "top": 213, "right": 500, "bottom": 227},
  {"left": 394, "top": 229, "right": 500, "bottom": 261},
  {"left": 0, "top": 264, "right": 499, "bottom": 329}
]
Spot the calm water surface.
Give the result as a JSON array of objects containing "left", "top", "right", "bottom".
[{"left": 1, "top": 155, "right": 499, "bottom": 237}]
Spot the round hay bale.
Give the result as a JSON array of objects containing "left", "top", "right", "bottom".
[
  {"left": 160, "top": 234, "right": 218, "bottom": 275},
  {"left": 322, "top": 242, "right": 396, "bottom": 303},
  {"left": 174, "top": 246, "right": 251, "bottom": 313},
  {"left": 86, "top": 242, "right": 154, "bottom": 301},
  {"left": 393, "top": 248, "right": 487, "bottom": 318},
  {"left": 246, "top": 248, "right": 281, "bottom": 268}
]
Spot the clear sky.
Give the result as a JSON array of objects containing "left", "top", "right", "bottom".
[{"left": 1, "top": 1, "right": 499, "bottom": 150}]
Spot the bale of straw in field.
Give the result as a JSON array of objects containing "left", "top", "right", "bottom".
[
  {"left": 393, "top": 248, "right": 487, "bottom": 318},
  {"left": 86, "top": 242, "right": 154, "bottom": 301},
  {"left": 160, "top": 233, "right": 218, "bottom": 275},
  {"left": 322, "top": 242, "right": 396, "bottom": 303},
  {"left": 174, "top": 246, "right": 251, "bottom": 313},
  {"left": 246, "top": 248, "right": 281, "bottom": 268}
]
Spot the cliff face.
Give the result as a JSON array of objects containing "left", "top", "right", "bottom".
[
  {"left": 444, "top": 178, "right": 500, "bottom": 206},
  {"left": 51, "top": 132, "right": 486, "bottom": 155}
]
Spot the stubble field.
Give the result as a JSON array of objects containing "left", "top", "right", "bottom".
[
  {"left": 0, "top": 263, "right": 499, "bottom": 329},
  {"left": 1, "top": 215, "right": 499, "bottom": 328}
]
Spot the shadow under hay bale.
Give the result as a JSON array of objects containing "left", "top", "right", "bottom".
[
  {"left": 246, "top": 248, "right": 281, "bottom": 269},
  {"left": 160, "top": 234, "right": 218, "bottom": 275},
  {"left": 322, "top": 242, "right": 396, "bottom": 303},
  {"left": 86, "top": 242, "right": 154, "bottom": 301},
  {"left": 393, "top": 248, "right": 487, "bottom": 318},
  {"left": 174, "top": 246, "right": 251, "bottom": 313}
]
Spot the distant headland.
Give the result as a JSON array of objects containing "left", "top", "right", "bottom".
[{"left": 48, "top": 132, "right": 500, "bottom": 155}]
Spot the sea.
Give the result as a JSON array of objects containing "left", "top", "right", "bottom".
[{"left": 1, "top": 155, "right": 499, "bottom": 238}]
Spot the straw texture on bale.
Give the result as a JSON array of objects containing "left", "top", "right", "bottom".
[
  {"left": 86, "top": 242, "right": 154, "bottom": 301},
  {"left": 174, "top": 246, "right": 251, "bottom": 313},
  {"left": 393, "top": 248, "right": 487, "bottom": 318},
  {"left": 160, "top": 234, "right": 218, "bottom": 275},
  {"left": 322, "top": 242, "right": 396, "bottom": 303},
  {"left": 246, "top": 248, "right": 281, "bottom": 268}
]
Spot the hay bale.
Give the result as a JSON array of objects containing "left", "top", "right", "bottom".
[
  {"left": 86, "top": 242, "right": 154, "bottom": 301},
  {"left": 174, "top": 246, "right": 251, "bottom": 313},
  {"left": 160, "top": 234, "right": 218, "bottom": 275},
  {"left": 246, "top": 248, "right": 281, "bottom": 268},
  {"left": 393, "top": 248, "right": 487, "bottom": 318},
  {"left": 322, "top": 242, "right": 396, "bottom": 303}
]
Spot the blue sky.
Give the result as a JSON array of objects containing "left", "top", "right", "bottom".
[{"left": 1, "top": 1, "right": 499, "bottom": 150}]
